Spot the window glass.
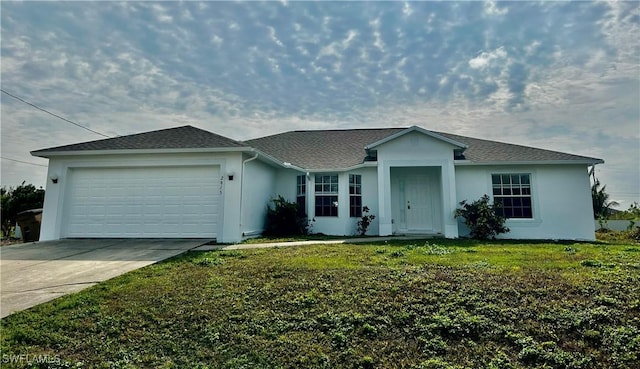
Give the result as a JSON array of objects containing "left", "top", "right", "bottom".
[
  {"left": 491, "top": 173, "right": 533, "bottom": 219},
  {"left": 349, "top": 174, "right": 362, "bottom": 217},
  {"left": 315, "top": 174, "right": 338, "bottom": 217}
]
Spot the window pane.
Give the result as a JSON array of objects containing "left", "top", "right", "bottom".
[
  {"left": 511, "top": 175, "right": 520, "bottom": 185},
  {"left": 521, "top": 175, "right": 530, "bottom": 184},
  {"left": 501, "top": 175, "right": 510, "bottom": 184},
  {"left": 504, "top": 208, "right": 514, "bottom": 218},
  {"left": 492, "top": 174, "right": 501, "bottom": 185}
]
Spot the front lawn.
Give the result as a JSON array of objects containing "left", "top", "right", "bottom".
[{"left": 1, "top": 239, "right": 639, "bottom": 368}]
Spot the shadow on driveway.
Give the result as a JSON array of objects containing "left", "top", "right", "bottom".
[{"left": 1, "top": 239, "right": 210, "bottom": 318}]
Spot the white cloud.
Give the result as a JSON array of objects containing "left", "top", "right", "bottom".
[
  {"left": 402, "top": 2, "right": 413, "bottom": 18},
  {"left": 150, "top": 4, "right": 173, "bottom": 23},
  {"left": 369, "top": 17, "right": 385, "bottom": 52},
  {"left": 484, "top": 0, "right": 508, "bottom": 16},
  {"left": 268, "top": 26, "right": 284, "bottom": 48},
  {"left": 211, "top": 34, "right": 223, "bottom": 47},
  {"left": 468, "top": 47, "right": 507, "bottom": 69}
]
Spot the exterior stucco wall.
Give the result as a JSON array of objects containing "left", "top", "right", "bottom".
[
  {"left": 455, "top": 164, "right": 596, "bottom": 240},
  {"left": 375, "top": 131, "right": 459, "bottom": 238},
  {"left": 271, "top": 168, "right": 379, "bottom": 236},
  {"left": 39, "top": 152, "right": 244, "bottom": 243},
  {"left": 241, "top": 156, "right": 277, "bottom": 238}
]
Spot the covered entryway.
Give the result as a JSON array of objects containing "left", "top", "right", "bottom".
[
  {"left": 391, "top": 167, "right": 443, "bottom": 234},
  {"left": 63, "top": 166, "right": 221, "bottom": 238}
]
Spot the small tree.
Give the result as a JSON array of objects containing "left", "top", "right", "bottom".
[
  {"left": 454, "top": 195, "right": 510, "bottom": 240},
  {"left": 590, "top": 167, "right": 618, "bottom": 219},
  {"left": 263, "top": 196, "right": 308, "bottom": 237},
  {"left": 356, "top": 206, "right": 376, "bottom": 236},
  {"left": 1, "top": 182, "right": 45, "bottom": 239}
]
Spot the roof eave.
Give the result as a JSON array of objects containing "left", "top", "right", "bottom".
[
  {"left": 454, "top": 159, "right": 605, "bottom": 166},
  {"left": 31, "top": 147, "right": 253, "bottom": 158}
]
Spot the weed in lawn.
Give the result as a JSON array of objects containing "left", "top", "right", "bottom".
[
  {"left": 195, "top": 257, "right": 224, "bottom": 266},
  {"left": 580, "top": 259, "right": 602, "bottom": 268}
]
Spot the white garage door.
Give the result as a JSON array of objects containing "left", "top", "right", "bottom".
[{"left": 64, "top": 166, "right": 220, "bottom": 238}]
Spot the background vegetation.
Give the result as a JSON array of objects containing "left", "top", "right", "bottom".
[{"left": 1, "top": 183, "right": 45, "bottom": 239}]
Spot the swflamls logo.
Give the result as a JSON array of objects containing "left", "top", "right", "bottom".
[{"left": 1, "top": 353, "right": 61, "bottom": 365}]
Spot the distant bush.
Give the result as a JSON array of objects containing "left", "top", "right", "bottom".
[
  {"left": 455, "top": 195, "right": 510, "bottom": 240},
  {"left": 264, "top": 196, "right": 309, "bottom": 237}
]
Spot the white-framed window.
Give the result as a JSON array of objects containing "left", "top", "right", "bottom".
[
  {"left": 315, "top": 174, "right": 338, "bottom": 217},
  {"left": 296, "top": 175, "right": 306, "bottom": 216},
  {"left": 492, "top": 174, "right": 533, "bottom": 219},
  {"left": 349, "top": 174, "right": 362, "bottom": 217}
]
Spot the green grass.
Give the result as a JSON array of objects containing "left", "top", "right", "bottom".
[{"left": 2, "top": 239, "right": 639, "bottom": 368}]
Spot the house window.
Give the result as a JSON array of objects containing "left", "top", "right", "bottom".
[
  {"left": 492, "top": 174, "right": 533, "bottom": 219},
  {"left": 315, "top": 174, "right": 338, "bottom": 217},
  {"left": 296, "top": 175, "right": 306, "bottom": 216},
  {"left": 349, "top": 174, "right": 362, "bottom": 217}
]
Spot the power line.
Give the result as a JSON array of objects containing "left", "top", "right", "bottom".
[
  {"left": 1, "top": 89, "right": 111, "bottom": 138},
  {"left": 1, "top": 156, "right": 48, "bottom": 167}
]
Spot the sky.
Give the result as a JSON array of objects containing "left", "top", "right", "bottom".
[{"left": 1, "top": 1, "right": 639, "bottom": 208}]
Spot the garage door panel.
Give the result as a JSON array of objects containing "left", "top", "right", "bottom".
[{"left": 64, "top": 166, "right": 220, "bottom": 238}]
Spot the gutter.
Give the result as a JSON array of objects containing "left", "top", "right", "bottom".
[{"left": 454, "top": 159, "right": 605, "bottom": 166}]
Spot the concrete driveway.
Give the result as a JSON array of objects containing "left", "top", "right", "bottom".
[{"left": 0, "top": 239, "right": 209, "bottom": 318}]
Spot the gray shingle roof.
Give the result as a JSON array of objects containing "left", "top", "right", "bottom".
[
  {"left": 32, "top": 126, "right": 246, "bottom": 156},
  {"left": 434, "top": 131, "right": 603, "bottom": 164},
  {"left": 32, "top": 125, "right": 603, "bottom": 167},
  {"left": 248, "top": 127, "right": 603, "bottom": 169},
  {"left": 246, "top": 128, "right": 406, "bottom": 169}
]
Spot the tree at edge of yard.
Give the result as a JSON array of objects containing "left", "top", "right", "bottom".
[{"left": 1, "top": 182, "right": 45, "bottom": 238}]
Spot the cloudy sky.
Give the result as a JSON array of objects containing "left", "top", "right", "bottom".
[{"left": 1, "top": 1, "right": 638, "bottom": 207}]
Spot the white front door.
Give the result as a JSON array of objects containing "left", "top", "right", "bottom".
[{"left": 405, "top": 175, "right": 434, "bottom": 232}]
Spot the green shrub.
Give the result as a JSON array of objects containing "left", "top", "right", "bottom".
[
  {"left": 356, "top": 206, "right": 376, "bottom": 236},
  {"left": 631, "top": 226, "right": 640, "bottom": 242},
  {"left": 455, "top": 195, "right": 510, "bottom": 240},
  {"left": 264, "top": 195, "right": 308, "bottom": 237}
]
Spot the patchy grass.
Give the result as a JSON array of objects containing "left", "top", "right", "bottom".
[
  {"left": 596, "top": 228, "right": 640, "bottom": 244},
  {"left": 241, "top": 234, "right": 373, "bottom": 244},
  {"left": 2, "top": 240, "right": 639, "bottom": 368}
]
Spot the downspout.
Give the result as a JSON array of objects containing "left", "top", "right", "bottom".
[{"left": 240, "top": 152, "right": 259, "bottom": 237}]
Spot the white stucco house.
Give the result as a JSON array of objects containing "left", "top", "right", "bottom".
[{"left": 32, "top": 125, "right": 603, "bottom": 243}]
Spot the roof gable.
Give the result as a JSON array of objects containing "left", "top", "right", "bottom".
[
  {"left": 32, "top": 126, "right": 247, "bottom": 157},
  {"left": 365, "top": 126, "right": 467, "bottom": 150}
]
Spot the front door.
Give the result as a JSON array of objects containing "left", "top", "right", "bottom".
[{"left": 405, "top": 175, "right": 434, "bottom": 232}]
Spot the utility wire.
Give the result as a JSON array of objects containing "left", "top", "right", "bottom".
[
  {"left": 1, "top": 89, "right": 111, "bottom": 138},
  {"left": 1, "top": 156, "right": 48, "bottom": 167}
]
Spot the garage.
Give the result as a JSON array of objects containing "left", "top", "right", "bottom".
[{"left": 63, "top": 166, "right": 221, "bottom": 238}]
